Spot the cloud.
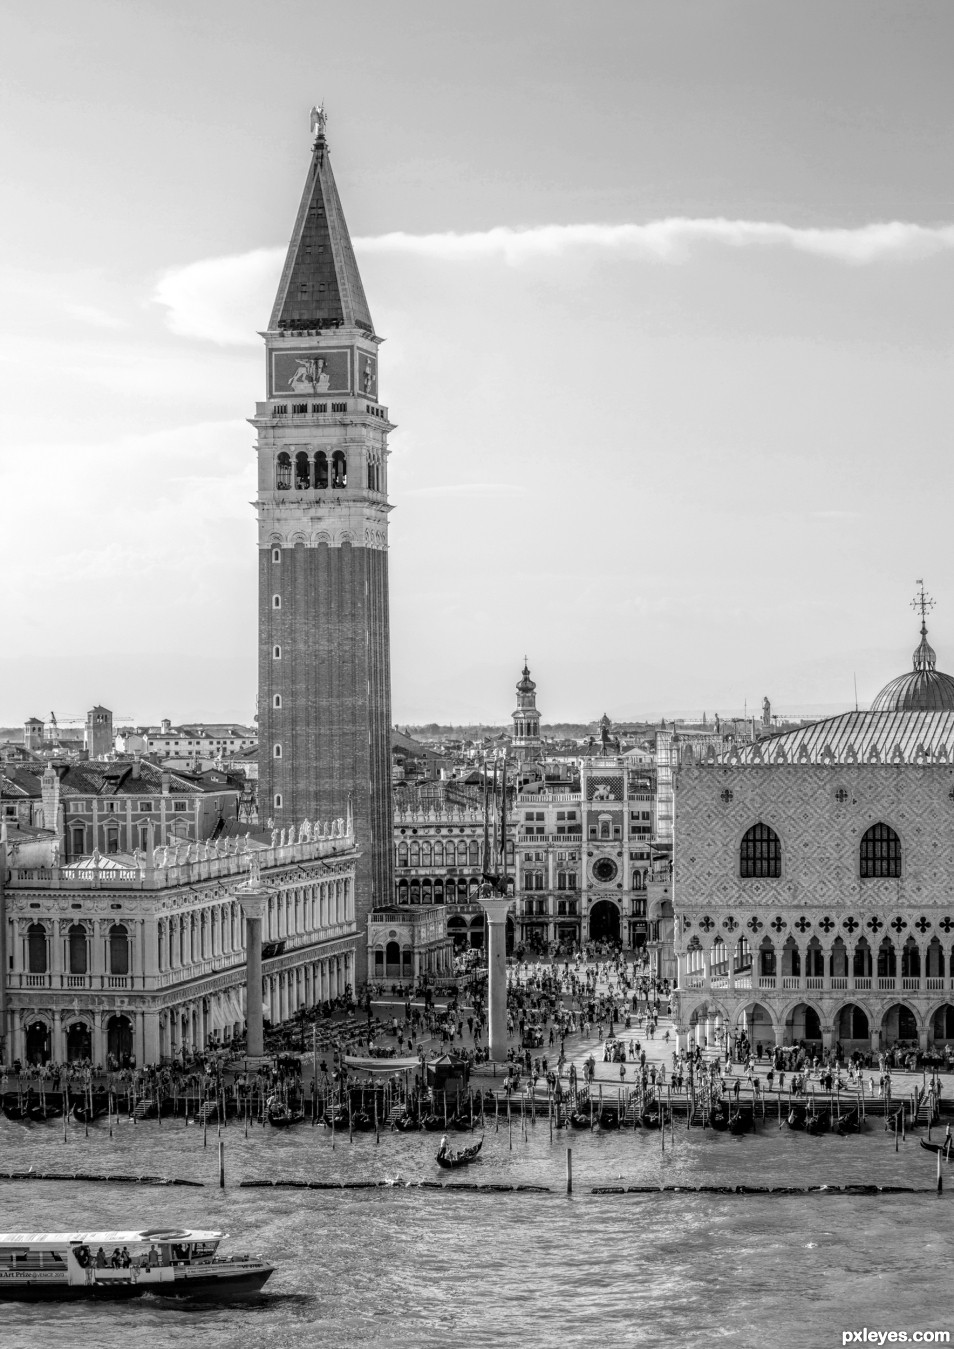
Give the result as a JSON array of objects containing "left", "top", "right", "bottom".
[
  {"left": 62, "top": 302, "right": 127, "bottom": 330},
  {"left": 356, "top": 219, "right": 954, "bottom": 266},
  {"left": 152, "top": 218, "right": 954, "bottom": 345}
]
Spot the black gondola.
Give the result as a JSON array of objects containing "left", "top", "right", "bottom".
[
  {"left": 569, "top": 1111, "right": 591, "bottom": 1130},
  {"left": 919, "top": 1138, "right": 953, "bottom": 1157},
  {"left": 267, "top": 1106, "right": 305, "bottom": 1128},
  {"left": 28, "top": 1102, "right": 63, "bottom": 1123},
  {"left": 436, "top": 1137, "right": 483, "bottom": 1169},
  {"left": 421, "top": 1113, "right": 454, "bottom": 1132},
  {"left": 805, "top": 1109, "right": 830, "bottom": 1136},
  {"left": 787, "top": 1104, "right": 807, "bottom": 1131},
  {"left": 709, "top": 1103, "right": 729, "bottom": 1132},
  {"left": 835, "top": 1107, "right": 863, "bottom": 1135},
  {"left": 392, "top": 1112, "right": 421, "bottom": 1132},
  {"left": 597, "top": 1110, "right": 620, "bottom": 1131},
  {"left": 1, "top": 1095, "right": 32, "bottom": 1123},
  {"left": 72, "top": 1096, "right": 110, "bottom": 1124},
  {"left": 351, "top": 1110, "right": 375, "bottom": 1132},
  {"left": 323, "top": 1107, "right": 350, "bottom": 1129},
  {"left": 728, "top": 1108, "right": 752, "bottom": 1135},
  {"left": 641, "top": 1111, "right": 661, "bottom": 1130}
]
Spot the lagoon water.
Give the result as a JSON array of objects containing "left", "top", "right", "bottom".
[{"left": 1, "top": 1114, "right": 952, "bottom": 1349}]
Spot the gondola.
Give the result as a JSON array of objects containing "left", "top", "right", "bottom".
[
  {"left": 421, "top": 1113, "right": 454, "bottom": 1132},
  {"left": 805, "top": 1109, "right": 830, "bottom": 1137},
  {"left": 709, "top": 1104, "right": 729, "bottom": 1132},
  {"left": 267, "top": 1106, "right": 305, "bottom": 1128},
  {"left": 728, "top": 1108, "right": 752, "bottom": 1135},
  {"left": 787, "top": 1104, "right": 807, "bottom": 1131},
  {"left": 72, "top": 1095, "right": 110, "bottom": 1124},
  {"left": 597, "top": 1110, "right": 620, "bottom": 1131},
  {"left": 453, "top": 1108, "right": 478, "bottom": 1132},
  {"left": 835, "top": 1107, "right": 863, "bottom": 1135},
  {"left": 1, "top": 1094, "right": 34, "bottom": 1122},
  {"left": 351, "top": 1110, "right": 375, "bottom": 1132},
  {"left": 919, "top": 1138, "right": 954, "bottom": 1157},
  {"left": 641, "top": 1110, "right": 661, "bottom": 1130},
  {"left": 435, "top": 1137, "right": 483, "bottom": 1169},
  {"left": 28, "top": 1101, "right": 63, "bottom": 1123},
  {"left": 323, "top": 1107, "right": 350, "bottom": 1129},
  {"left": 392, "top": 1112, "right": 421, "bottom": 1132},
  {"left": 569, "top": 1111, "right": 592, "bottom": 1130}
]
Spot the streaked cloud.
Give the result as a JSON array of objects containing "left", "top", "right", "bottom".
[{"left": 152, "top": 217, "right": 954, "bottom": 346}]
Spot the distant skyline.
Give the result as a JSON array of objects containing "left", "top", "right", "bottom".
[{"left": 3, "top": 2, "right": 954, "bottom": 725}]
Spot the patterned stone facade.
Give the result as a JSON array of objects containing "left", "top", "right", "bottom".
[{"left": 673, "top": 754, "right": 954, "bottom": 1053}]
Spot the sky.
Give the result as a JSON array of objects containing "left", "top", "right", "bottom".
[{"left": 2, "top": 1, "right": 954, "bottom": 727}]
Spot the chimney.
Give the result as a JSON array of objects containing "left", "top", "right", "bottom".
[
  {"left": 131, "top": 753, "right": 141, "bottom": 780},
  {"left": 161, "top": 772, "right": 171, "bottom": 796}
]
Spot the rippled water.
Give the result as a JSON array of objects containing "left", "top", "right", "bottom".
[{"left": 1, "top": 1113, "right": 952, "bottom": 1348}]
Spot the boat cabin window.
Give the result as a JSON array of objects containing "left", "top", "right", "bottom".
[{"left": 192, "top": 1241, "right": 218, "bottom": 1259}]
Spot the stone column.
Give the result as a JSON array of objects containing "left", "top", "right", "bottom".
[
  {"left": 477, "top": 895, "right": 512, "bottom": 1062},
  {"left": 234, "top": 867, "right": 269, "bottom": 1059}
]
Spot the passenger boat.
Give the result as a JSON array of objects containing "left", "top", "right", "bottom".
[
  {"left": 0, "top": 1228, "right": 274, "bottom": 1301},
  {"left": 919, "top": 1138, "right": 953, "bottom": 1158},
  {"left": 435, "top": 1138, "right": 483, "bottom": 1169}
]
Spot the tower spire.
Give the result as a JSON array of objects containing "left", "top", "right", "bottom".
[
  {"left": 269, "top": 105, "right": 374, "bottom": 334},
  {"left": 911, "top": 579, "right": 937, "bottom": 671}
]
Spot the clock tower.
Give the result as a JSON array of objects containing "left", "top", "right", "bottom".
[{"left": 253, "top": 109, "right": 394, "bottom": 976}]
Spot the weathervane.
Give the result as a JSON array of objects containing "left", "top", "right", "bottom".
[{"left": 911, "top": 579, "right": 936, "bottom": 631}]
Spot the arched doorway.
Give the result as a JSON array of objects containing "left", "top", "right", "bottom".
[
  {"left": 66, "top": 1021, "right": 92, "bottom": 1061},
  {"left": 26, "top": 1021, "right": 51, "bottom": 1064},
  {"left": 736, "top": 1002, "right": 775, "bottom": 1050},
  {"left": 784, "top": 1002, "right": 822, "bottom": 1045},
  {"left": 835, "top": 1003, "right": 869, "bottom": 1046},
  {"left": 589, "top": 900, "right": 621, "bottom": 944},
  {"left": 107, "top": 1014, "right": 134, "bottom": 1065},
  {"left": 468, "top": 915, "right": 485, "bottom": 951},
  {"left": 385, "top": 940, "right": 401, "bottom": 979},
  {"left": 931, "top": 1004, "right": 954, "bottom": 1045},
  {"left": 505, "top": 915, "right": 515, "bottom": 957},
  {"left": 882, "top": 1002, "right": 918, "bottom": 1046}
]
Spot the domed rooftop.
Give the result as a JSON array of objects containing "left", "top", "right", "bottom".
[
  {"left": 870, "top": 613, "right": 954, "bottom": 713},
  {"left": 516, "top": 661, "right": 536, "bottom": 695}
]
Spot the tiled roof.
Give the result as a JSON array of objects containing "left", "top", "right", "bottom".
[
  {"left": 3, "top": 761, "right": 235, "bottom": 800},
  {"left": 736, "top": 710, "right": 954, "bottom": 763}
]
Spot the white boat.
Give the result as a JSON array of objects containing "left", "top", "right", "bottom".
[{"left": 0, "top": 1227, "right": 274, "bottom": 1301}]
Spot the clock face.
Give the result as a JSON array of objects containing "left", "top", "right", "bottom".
[{"left": 593, "top": 858, "right": 618, "bottom": 883}]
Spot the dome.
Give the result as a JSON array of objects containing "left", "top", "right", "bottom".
[
  {"left": 870, "top": 623, "right": 954, "bottom": 713},
  {"left": 516, "top": 662, "right": 536, "bottom": 695}
]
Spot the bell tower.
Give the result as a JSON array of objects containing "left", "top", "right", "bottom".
[
  {"left": 511, "top": 661, "right": 542, "bottom": 761},
  {"left": 253, "top": 108, "right": 394, "bottom": 975}
]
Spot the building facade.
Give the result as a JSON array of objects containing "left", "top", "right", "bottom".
[
  {"left": 672, "top": 610, "right": 954, "bottom": 1056},
  {"left": 254, "top": 108, "right": 393, "bottom": 978},
  {"left": 1, "top": 821, "right": 358, "bottom": 1066}
]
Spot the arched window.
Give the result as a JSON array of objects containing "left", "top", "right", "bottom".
[
  {"left": 27, "top": 922, "right": 47, "bottom": 974},
  {"left": 433, "top": 841, "right": 444, "bottom": 867},
  {"left": 276, "top": 452, "right": 291, "bottom": 490},
  {"left": 332, "top": 450, "right": 347, "bottom": 488},
  {"left": 273, "top": 594, "right": 281, "bottom": 609},
  {"left": 294, "top": 450, "right": 310, "bottom": 489},
  {"left": 272, "top": 547, "right": 281, "bottom": 563},
  {"left": 108, "top": 924, "right": 129, "bottom": 976},
  {"left": 421, "top": 841, "right": 432, "bottom": 866},
  {"left": 68, "top": 923, "right": 88, "bottom": 975},
  {"left": 409, "top": 841, "right": 420, "bottom": 866},
  {"left": 468, "top": 840, "right": 480, "bottom": 865},
  {"left": 273, "top": 793, "right": 283, "bottom": 809},
  {"left": 273, "top": 645, "right": 282, "bottom": 659},
  {"left": 274, "top": 744, "right": 282, "bottom": 758},
  {"left": 396, "top": 842, "right": 408, "bottom": 866},
  {"left": 315, "top": 451, "right": 328, "bottom": 489},
  {"left": 273, "top": 694, "right": 282, "bottom": 708},
  {"left": 739, "top": 823, "right": 781, "bottom": 878},
  {"left": 860, "top": 823, "right": 901, "bottom": 878}
]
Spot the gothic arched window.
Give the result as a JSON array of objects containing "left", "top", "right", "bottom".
[
  {"left": 396, "top": 842, "right": 408, "bottom": 866},
  {"left": 332, "top": 450, "right": 347, "bottom": 488},
  {"left": 295, "top": 450, "right": 310, "bottom": 489},
  {"left": 739, "top": 823, "right": 781, "bottom": 878},
  {"left": 315, "top": 451, "right": 328, "bottom": 489},
  {"left": 276, "top": 452, "right": 291, "bottom": 490},
  {"left": 860, "top": 823, "right": 901, "bottom": 878}
]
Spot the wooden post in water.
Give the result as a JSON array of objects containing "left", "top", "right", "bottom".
[
  {"left": 937, "top": 1147, "right": 943, "bottom": 1194},
  {"left": 508, "top": 1096, "right": 513, "bottom": 1151},
  {"left": 219, "top": 1139, "right": 225, "bottom": 1189},
  {"left": 565, "top": 1146, "right": 573, "bottom": 1195}
]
